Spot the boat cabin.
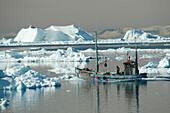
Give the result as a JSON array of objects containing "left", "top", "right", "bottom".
[{"left": 123, "top": 60, "right": 138, "bottom": 75}]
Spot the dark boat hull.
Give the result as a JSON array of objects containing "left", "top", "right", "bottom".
[{"left": 75, "top": 68, "right": 147, "bottom": 82}]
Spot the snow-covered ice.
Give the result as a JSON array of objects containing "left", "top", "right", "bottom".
[
  {"left": 14, "top": 25, "right": 94, "bottom": 42},
  {"left": 140, "top": 57, "right": 170, "bottom": 75},
  {"left": 46, "top": 24, "right": 94, "bottom": 41},
  {"left": 0, "top": 47, "right": 89, "bottom": 62},
  {"left": 123, "top": 29, "right": 164, "bottom": 41},
  {"left": 48, "top": 62, "right": 87, "bottom": 74},
  {"left": 56, "top": 74, "right": 83, "bottom": 81},
  {"left": 47, "top": 47, "right": 89, "bottom": 62},
  {"left": 0, "top": 45, "right": 170, "bottom": 91},
  {"left": 0, "top": 98, "right": 9, "bottom": 107},
  {"left": 158, "top": 57, "right": 170, "bottom": 68},
  {"left": 0, "top": 65, "right": 61, "bottom": 90}
]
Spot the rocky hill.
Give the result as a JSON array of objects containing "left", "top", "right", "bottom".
[{"left": 0, "top": 32, "right": 17, "bottom": 39}]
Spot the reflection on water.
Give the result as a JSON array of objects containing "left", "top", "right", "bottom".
[
  {"left": 0, "top": 87, "right": 60, "bottom": 113},
  {"left": 1, "top": 80, "right": 147, "bottom": 113},
  {"left": 76, "top": 81, "right": 147, "bottom": 113},
  {"left": 68, "top": 80, "right": 148, "bottom": 113}
]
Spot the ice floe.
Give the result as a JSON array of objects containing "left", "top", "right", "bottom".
[
  {"left": 158, "top": 57, "right": 170, "bottom": 68},
  {"left": 0, "top": 47, "right": 89, "bottom": 62},
  {"left": 123, "top": 29, "right": 164, "bottom": 41},
  {"left": 0, "top": 65, "right": 61, "bottom": 90},
  {"left": 0, "top": 98, "right": 9, "bottom": 107},
  {"left": 56, "top": 74, "right": 83, "bottom": 81},
  {"left": 48, "top": 62, "right": 87, "bottom": 74},
  {"left": 140, "top": 57, "right": 170, "bottom": 75}
]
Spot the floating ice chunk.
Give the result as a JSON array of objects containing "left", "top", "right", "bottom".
[
  {"left": 5, "top": 65, "right": 31, "bottom": 77},
  {"left": 15, "top": 81, "right": 26, "bottom": 90},
  {"left": 66, "top": 90, "right": 71, "bottom": 92},
  {"left": 48, "top": 62, "right": 87, "bottom": 74},
  {"left": 123, "top": 29, "right": 164, "bottom": 42},
  {"left": 115, "top": 55, "right": 126, "bottom": 61},
  {"left": 140, "top": 54, "right": 160, "bottom": 59},
  {"left": 140, "top": 58, "right": 170, "bottom": 75},
  {"left": 81, "top": 48, "right": 94, "bottom": 53},
  {"left": 116, "top": 47, "right": 133, "bottom": 53},
  {"left": 1, "top": 65, "right": 61, "bottom": 90},
  {"left": 0, "top": 51, "right": 23, "bottom": 62},
  {"left": 142, "top": 61, "right": 159, "bottom": 69},
  {"left": 57, "top": 74, "right": 83, "bottom": 81},
  {"left": 66, "top": 47, "right": 78, "bottom": 53},
  {"left": 158, "top": 58, "right": 170, "bottom": 68},
  {"left": 0, "top": 47, "right": 89, "bottom": 62},
  {"left": 58, "top": 74, "right": 73, "bottom": 80},
  {"left": 0, "top": 98, "right": 9, "bottom": 106},
  {"left": 49, "top": 47, "right": 89, "bottom": 62}
]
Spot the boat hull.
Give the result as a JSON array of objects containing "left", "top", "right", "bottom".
[{"left": 75, "top": 68, "right": 147, "bottom": 82}]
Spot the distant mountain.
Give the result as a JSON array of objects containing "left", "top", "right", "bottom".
[
  {"left": 90, "top": 25, "right": 170, "bottom": 39},
  {"left": 0, "top": 32, "right": 17, "bottom": 39}
]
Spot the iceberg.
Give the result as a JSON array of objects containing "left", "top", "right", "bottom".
[
  {"left": 0, "top": 98, "right": 9, "bottom": 106},
  {"left": 14, "top": 25, "right": 94, "bottom": 42},
  {"left": 140, "top": 57, "right": 170, "bottom": 75},
  {"left": 0, "top": 65, "right": 61, "bottom": 90},
  {"left": 141, "top": 61, "right": 159, "bottom": 69},
  {"left": 158, "top": 57, "right": 170, "bottom": 68},
  {"left": 57, "top": 74, "right": 83, "bottom": 81},
  {"left": 46, "top": 24, "right": 94, "bottom": 41},
  {"left": 123, "top": 29, "right": 163, "bottom": 41}
]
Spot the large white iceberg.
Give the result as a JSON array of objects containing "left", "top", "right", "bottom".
[
  {"left": 46, "top": 24, "right": 94, "bottom": 41},
  {"left": 123, "top": 29, "right": 163, "bottom": 41},
  {"left": 14, "top": 25, "right": 94, "bottom": 42}
]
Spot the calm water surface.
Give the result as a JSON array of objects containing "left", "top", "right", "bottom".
[{"left": 1, "top": 80, "right": 170, "bottom": 113}]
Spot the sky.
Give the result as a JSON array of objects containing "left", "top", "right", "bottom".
[{"left": 0, "top": 0, "right": 170, "bottom": 33}]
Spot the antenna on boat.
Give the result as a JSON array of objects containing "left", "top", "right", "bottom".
[
  {"left": 127, "top": 51, "right": 129, "bottom": 61},
  {"left": 135, "top": 37, "right": 139, "bottom": 75},
  {"left": 95, "top": 31, "right": 99, "bottom": 73}
]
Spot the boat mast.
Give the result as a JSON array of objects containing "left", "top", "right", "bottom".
[
  {"left": 135, "top": 37, "right": 138, "bottom": 75},
  {"left": 95, "top": 31, "right": 99, "bottom": 73}
]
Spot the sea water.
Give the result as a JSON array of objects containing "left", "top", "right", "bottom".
[{"left": 1, "top": 80, "right": 170, "bottom": 113}]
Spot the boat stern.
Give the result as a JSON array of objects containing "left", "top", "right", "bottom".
[{"left": 138, "top": 73, "right": 147, "bottom": 78}]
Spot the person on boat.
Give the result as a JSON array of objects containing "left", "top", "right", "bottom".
[{"left": 116, "top": 66, "right": 120, "bottom": 74}]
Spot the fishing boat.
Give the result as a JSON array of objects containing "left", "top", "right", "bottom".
[{"left": 75, "top": 32, "right": 147, "bottom": 82}]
